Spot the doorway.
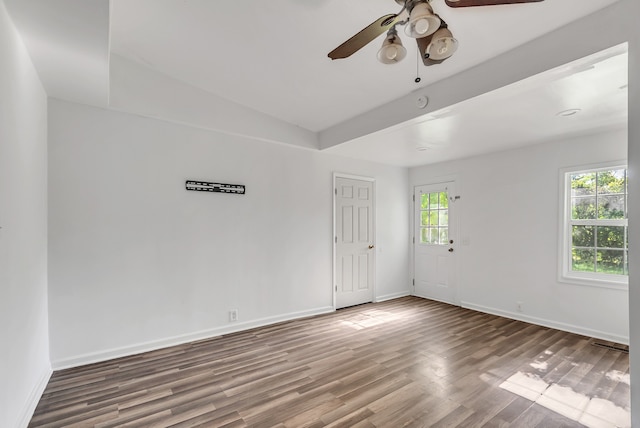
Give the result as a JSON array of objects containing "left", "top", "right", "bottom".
[
  {"left": 334, "top": 174, "right": 375, "bottom": 309},
  {"left": 414, "top": 181, "right": 457, "bottom": 305}
]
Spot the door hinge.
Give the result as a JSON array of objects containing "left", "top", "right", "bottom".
[
  {"left": 412, "top": 237, "right": 415, "bottom": 244},
  {"left": 412, "top": 278, "right": 415, "bottom": 286},
  {"left": 413, "top": 194, "right": 415, "bottom": 202},
  {"left": 335, "top": 285, "right": 338, "bottom": 292},
  {"left": 335, "top": 236, "right": 337, "bottom": 243},
  {"left": 335, "top": 188, "right": 337, "bottom": 195}
]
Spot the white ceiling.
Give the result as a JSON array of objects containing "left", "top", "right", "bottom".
[
  {"left": 6, "top": 0, "right": 627, "bottom": 169},
  {"left": 326, "top": 44, "right": 628, "bottom": 167},
  {"left": 110, "top": 0, "right": 619, "bottom": 133}
]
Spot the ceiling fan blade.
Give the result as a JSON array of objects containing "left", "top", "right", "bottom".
[
  {"left": 445, "top": 0, "right": 543, "bottom": 7},
  {"left": 328, "top": 14, "right": 402, "bottom": 60}
]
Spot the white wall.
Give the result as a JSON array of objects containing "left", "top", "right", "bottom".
[
  {"left": 626, "top": 0, "right": 640, "bottom": 423},
  {"left": 3, "top": 0, "right": 110, "bottom": 108},
  {"left": 411, "top": 128, "right": 629, "bottom": 342},
  {"left": 0, "top": 1, "right": 51, "bottom": 427},
  {"left": 47, "top": 99, "right": 409, "bottom": 368}
]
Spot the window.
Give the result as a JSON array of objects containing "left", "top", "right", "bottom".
[
  {"left": 419, "top": 191, "right": 448, "bottom": 245},
  {"left": 561, "top": 164, "right": 628, "bottom": 287}
]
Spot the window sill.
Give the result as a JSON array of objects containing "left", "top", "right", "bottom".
[{"left": 559, "top": 273, "right": 628, "bottom": 290}]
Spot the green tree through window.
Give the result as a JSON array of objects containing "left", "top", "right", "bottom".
[
  {"left": 420, "top": 192, "right": 448, "bottom": 245},
  {"left": 569, "top": 167, "right": 628, "bottom": 277}
]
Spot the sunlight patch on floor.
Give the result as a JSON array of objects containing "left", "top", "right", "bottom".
[
  {"left": 530, "top": 360, "right": 548, "bottom": 371},
  {"left": 500, "top": 372, "right": 630, "bottom": 428},
  {"left": 338, "top": 310, "right": 406, "bottom": 329},
  {"left": 339, "top": 320, "right": 365, "bottom": 330},
  {"left": 537, "top": 384, "right": 590, "bottom": 422},
  {"left": 606, "top": 370, "right": 630, "bottom": 386},
  {"left": 500, "top": 372, "right": 549, "bottom": 401}
]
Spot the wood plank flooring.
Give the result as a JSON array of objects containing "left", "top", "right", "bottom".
[{"left": 29, "top": 297, "right": 630, "bottom": 427}]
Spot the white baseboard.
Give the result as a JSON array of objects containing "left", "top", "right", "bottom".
[
  {"left": 52, "top": 306, "right": 335, "bottom": 370},
  {"left": 460, "top": 301, "right": 629, "bottom": 345},
  {"left": 376, "top": 290, "right": 410, "bottom": 302},
  {"left": 17, "top": 367, "right": 52, "bottom": 428},
  {"left": 412, "top": 292, "right": 459, "bottom": 307}
]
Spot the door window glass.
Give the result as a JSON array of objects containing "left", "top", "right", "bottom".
[{"left": 420, "top": 192, "right": 448, "bottom": 245}]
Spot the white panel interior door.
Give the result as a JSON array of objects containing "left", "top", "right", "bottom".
[
  {"left": 414, "top": 182, "right": 457, "bottom": 305},
  {"left": 335, "top": 177, "right": 374, "bottom": 309}
]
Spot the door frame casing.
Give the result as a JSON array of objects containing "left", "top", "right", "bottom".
[
  {"left": 333, "top": 173, "right": 376, "bottom": 310},
  {"left": 412, "top": 175, "right": 459, "bottom": 305}
]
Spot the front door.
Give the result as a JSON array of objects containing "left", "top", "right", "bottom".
[
  {"left": 335, "top": 176, "right": 374, "bottom": 309},
  {"left": 414, "top": 182, "right": 457, "bottom": 305}
]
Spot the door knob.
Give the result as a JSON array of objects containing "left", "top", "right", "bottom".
[
  {"left": 368, "top": 245, "right": 375, "bottom": 249},
  {"left": 448, "top": 248, "right": 454, "bottom": 252},
  {"left": 449, "top": 239, "right": 454, "bottom": 244}
]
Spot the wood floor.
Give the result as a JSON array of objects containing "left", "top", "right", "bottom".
[{"left": 29, "top": 297, "right": 630, "bottom": 427}]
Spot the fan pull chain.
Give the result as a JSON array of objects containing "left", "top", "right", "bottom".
[{"left": 415, "top": 48, "right": 421, "bottom": 83}]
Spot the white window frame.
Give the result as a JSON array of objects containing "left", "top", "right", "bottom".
[
  {"left": 417, "top": 189, "right": 450, "bottom": 246},
  {"left": 558, "top": 161, "right": 628, "bottom": 289}
]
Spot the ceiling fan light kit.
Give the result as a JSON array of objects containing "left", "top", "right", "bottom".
[
  {"left": 377, "top": 27, "right": 408, "bottom": 64},
  {"left": 405, "top": 2, "right": 441, "bottom": 38},
  {"left": 424, "top": 26, "right": 458, "bottom": 61},
  {"left": 328, "top": 0, "right": 543, "bottom": 66}
]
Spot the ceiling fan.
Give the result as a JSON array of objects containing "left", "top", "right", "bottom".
[{"left": 328, "top": 0, "right": 544, "bottom": 66}]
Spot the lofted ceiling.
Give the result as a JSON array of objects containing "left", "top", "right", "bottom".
[
  {"left": 5, "top": 0, "right": 627, "bottom": 168},
  {"left": 109, "top": 0, "right": 619, "bottom": 132}
]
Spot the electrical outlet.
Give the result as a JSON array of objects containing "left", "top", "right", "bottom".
[
  {"left": 229, "top": 309, "right": 238, "bottom": 322},
  {"left": 517, "top": 301, "right": 523, "bottom": 312}
]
